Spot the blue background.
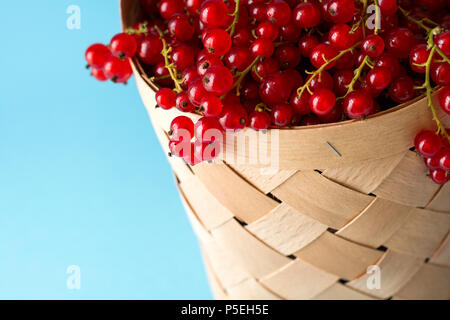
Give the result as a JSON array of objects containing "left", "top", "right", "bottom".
[{"left": 0, "top": 1, "right": 211, "bottom": 299}]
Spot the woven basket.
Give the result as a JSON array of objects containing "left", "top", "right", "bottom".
[{"left": 120, "top": 0, "right": 450, "bottom": 300}]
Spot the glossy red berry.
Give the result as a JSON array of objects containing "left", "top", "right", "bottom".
[
  {"left": 328, "top": 23, "right": 356, "bottom": 49},
  {"left": 169, "top": 139, "right": 190, "bottom": 158},
  {"left": 249, "top": 2, "right": 267, "bottom": 22},
  {"left": 266, "top": 0, "right": 292, "bottom": 26},
  {"left": 153, "top": 62, "right": 173, "bottom": 87},
  {"left": 251, "top": 58, "right": 280, "bottom": 82},
  {"left": 176, "top": 92, "right": 196, "bottom": 112},
  {"left": 256, "top": 22, "right": 280, "bottom": 41},
  {"left": 158, "top": 0, "right": 185, "bottom": 20},
  {"left": 249, "top": 110, "right": 271, "bottom": 130},
  {"left": 251, "top": 39, "right": 275, "bottom": 57},
  {"left": 310, "top": 44, "right": 338, "bottom": 69},
  {"left": 91, "top": 68, "right": 109, "bottom": 81},
  {"left": 434, "top": 31, "right": 450, "bottom": 58},
  {"left": 439, "top": 86, "right": 450, "bottom": 115},
  {"left": 219, "top": 104, "right": 248, "bottom": 132},
  {"left": 183, "top": 142, "right": 202, "bottom": 165},
  {"left": 318, "top": 101, "right": 343, "bottom": 123},
  {"left": 170, "top": 116, "right": 194, "bottom": 141},
  {"left": 199, "top": 95, "right": 223, "bottom": 117},
  {"left": 361, "top": 34, "right": 385, "bottom": 58},
  {"left": 293, "top": 2, "right": 322, "bottom": 28},
  {"left": 388, "top": 76, "right": 415, "bottom": 103},
  {"left": 156, "top": 88, "right": 177, "bottom": 110},
  {"left": 168, "top": 14, "right": 195, "bottom": 41},
  {"left": 202, "top": 66, "right": 234, "bottom": 96},
  {"left": 203, "top": 28, "right": 232, "bottom": 56},
  {"left": 431, "top": 63, "right": 450, "bottom": 86},
  {"left": 385, "top": 27, "right": 416, "bottom": 58},
  {"left": 85, "top": 43, "right": 111, "bottom": 69},
  {"left": 194, "top": 140, "right": 221, "bottom": 162},
  {"left": 270, "top": 103, "right": 294, "bottom": 127},
  {"left": 298, "top": 35, "right": 319, "bottom": 57},
  {"left": 424, "top": 154, "right": 441, "bottom": 170},
  {"left": 181, "top": 66, "right": 200, "bottom": 90},
  {"left": 333, "top": 69, "right": 353, "bottom": 96},
  {"left": 188, "top": 79, "right": 209, "bottom": 106},
  {"left": 307, "top": 71, "right": 334, "bottom": 91},
  {"left": 136, "top": 34, "right": 163, "bottom": 65},
  {"left": 290, "top": 91, "right": 311, "bottom": 116},
  {"left": 414, "top": 130, "right": 442, "bottom": 158},
  {"left": 438, "top": 148, "right": 450, "bottom": 171},
  {"left": 378, "top": 0, "right": 398, "bottom": 15},
  {"left": 171, "top": 44, "right": 196, "bottom": 71},
  {"left": 194, "top": 116, "right": 223, "bottom": 142},
  {"left": 110, "top": 33, "right": 137, "bottom": 59},
  {"left": 323, "top": 0, "right": 355, "bottom": 24},
  {"left": 233, "top": 29, "right": 252, "bottom": 47},
  {"left": 430, "top": 169, "right": 449, "bottom": 184},
  {"left": 199, "top": 0, "right": 230, "bottom": 28},
  {"left": 375, "top": 53, "right": 401, "bottom": 74},
  {"left": 259, "top": 72, "right": 292, "bottom": 106},
  {"left": 343, "top": 90, "right": 374, "bottom": 119},
  {"left": 103, "top": 56, "right": 132, "bottom": 83},
  {"left": 225, "top": 47, "right": 253, "bottom": 72},
  {"left": 300, "top": 114, "right": 321, "bottom": 126},
  {"left": 309, "top": 89, "right": 336, "bottom": 116},
  {"left": 197, "top": 54, "right": 223, "bottom": 76},
  {"left": 409, "top": 44, "right": 431, "bottom": 74},
  {"left": 274, "top": 44, "right": 301, "bottom": 69},
  {"left": 280, "top": 21, "right": 301, "bottom": 41},
  {"left": 367, "top": 67, "right": 392, "bottom": 91}
]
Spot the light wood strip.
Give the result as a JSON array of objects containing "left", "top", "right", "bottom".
[
  {"left": 294, "top": 232, "right": 383, "bottom": 280},
  {"left": 430, "top": 233, "right": 450, "bottom": 267},
  {"left": 179, "top": 175, "right": 234, "bottom": 231},
  {"left": 347, "top": 250, "right": 423, "bottom": 299},
  {"left": 228, "top": 164, "right": 298, "bottom": 194},
  {"left": 426, "top": 183, "right": 450, "bottom": 213},
  {"left": 246, "top": 203, "right": 327, "bottom": 255},
  {"left": 323, "top": 152, "right": 406, "bottom": 194},
  {"left": 211, "top": 219, "right": 291, "bottom": 279},
  {"left": 192, "top": 162, "right": 279, "bottom": 224},
  {"left": 374, "top": 151, "right": 441, "bottom": 207},
  {"left": 313, "top": 283, "right": 377, "bottom": 300},
  {"left": 394, "top": 264, "right": 450, "bottom": 300},
  {"left": 201, "top": 245, "right": 229, "bottom": 300},
  {"left": 260, "top": 260, "right": 338, "bottom": 300},
  {"left": 384, "top": 208, "right": 450, "bottom": 258},
  {"left": 227, "top": 279, "right": 282, "bottom": 300},
  {"left": 337, "top": 198, "right": 414, "bottom": 248},
  {"left": 272, "top": 171, "right": 374, "bottom": 229}
]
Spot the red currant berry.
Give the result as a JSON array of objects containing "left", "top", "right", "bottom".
[
  {"left": 158, "top": 0, "right": 184, "bottom": 19},
  {"left": 194, "top": 116, "right": 223, "bottom": 142},
  {"left": 298, "top": 35, "right": 319, "bottom": 57},
  {"left": 224, "top": 47, "right": 253, "bottom": 72},
  {"left": 241, "top": 80, "right": 260, "bottom": 101},
  {"left": 300, "top": 114, "right": 321, "bottom": 126},
  {"left": 290, "top": 91, "right": 311, "bottom": 116},
  {"left": 361, "top": 34, "right": 385, "bottom": 58},
  {"left": 199, "top": 0, "right": 231, "bottom": 28},
  {"left": 249, "top": 110, "right": 271, "bottom": 130},
  {"left": 431, "top": 63, "right": 450, "bottom": 86},
  {"left": 251, "top": 58, "right": 280, "bottom": 82},
  {"left": 136, "top": 34, "right": 163, "bottom": 65},
  {"left": 271, "top": 103, "right": 294, "bottom": 127},
  {"left": 156, "top": 88, "right": 177, "bottom": 110},
  {"left": 256, "top": 22, "right": 280, "bottom": 41},
  {"left": 110, "top": 33, "right": 137, "bottom": 59},
  {"left": 439, "top": 86, "right": 450, "bottom": 115},
  {"left": 249, "top": 2, "right": 267, "bottom": 22},
  {"left": 203, "top": 28, "right": 232, "bottom": 56},
  {"left": 219, "top": 104, "right": 248, "bottom": 132},
  {"left": 343, "top": 90, "right": 374, "bottom": 119},
  {"left": 251, "top": 39, "right": 275, "bottom": 58},
  {"left": 199, "top": 95, "right": 223, "bottom": 117},
  {"left": 307, "top": 71, "right": 334, "bottom": 91},
  {"left": 409, "top": 43, "right": 432, "bottom": 74},
  {"left": 188, "top": 79, "right": 209, "bottom": 106},
  {"left": 280, "top": 21, "right": 301, "bottom": 41},
  {"left": 197, "top": 54, "right": 223, "bottom": 77},
  {"left": 85, "top": 43, "right": 111, "bottom": 69},
  {"left": 202, "top": 66, "right": 234, "bottom": 96},
  {"left": 103, "top": 56, "right": 132, "bottom": 83},
  {"left": 414, "top": 130, "right": 442, "bottom": 158},
  {"left": 310, "top": 44, "right": 338, "bottom": 69},
  {"left": 367, "top": 67, "right": 392, "bottom": 91},
  {"left": 185, "top": 0, "right": 203, "bottom": 15},
  {"left": 424, "top": 155, "right": 441, "bottom": 170},
  {"left": 181, "top": 66, "right": 200, "bottom": 90},
  {"left": 385, "top": 27, "right": 416, "bottom": 58},
  {"left": 310, "top": 88, "right": 336, "bottom": 116},
  {"left": 283, "top": 69, "right": 304, "bottom": 90},
  {"left": 429, "top": 169, "right": 449, "bottom": 184},
  {"left": 333, "top": 69, "right": 353, "bottom": 96},
  {"left": 172, "top": 44, "right": 196, "bottom": 71},
  {"left": 91, "top": 68, "right": 109, "bottom": 81},
  {"left": 318, "top": 100, "right": 344, "bottom": 123},
  {"left": 378, "top": 0, "right": 398, "bottom": 15},
  {"left": 434, "top": 30, "right": 450, "bottom": 58},
  {"left": 169, "top": 139, "right": 190, "bottom": 157},
  {"left": 153, "top": 62, "right": 173, "bottom": 87},
  {"left": 266, "top": 0, "right": 292, "bottom": 26},
  {"left": 388, "top": 76, "right": 415, "bottom": 103},
  {"left": 275, "top": 44, "right": 301, "bottom": 69},
  {"left": 183, "top": 142, "right": 202, "bottom": 165},
  {"left": 438, "top": 148, "right": 450, "bottom": 171},
  {"left": 233, "top": 29, "right": 252, "bottom": 47},
  {"left": 375, "top": 53, "right": 401, "bottom": 74},
  {"left": 194, "top": 140, "right": 221, "bottom": 162},
  {"left": 170, "top": 116, "right": 194, "bottom": 141},
  {"left": 259, "top": 72, "right": 292, "bottom": 105},
  {"left": 293, "top": 2, "right": 322, "bottom": 28},
  {"left": 329, "top": 23, "right": 356, "bottom": 50},
  {"left": 168, "top": 14, "right": 195, "bottom": 41},
  {"left": 323, "top": 0, "right": 355, "bottom": 24},
  {"left": 176, "top": 92, "right": 196, "bottom": 112}
]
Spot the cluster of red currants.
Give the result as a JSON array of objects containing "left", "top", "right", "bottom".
[
  {"left": 85, "top": 33, "right": 136, "bottom": 83},
  {"left": 85, "top": 0, "right": 450, "bottom": 180}
]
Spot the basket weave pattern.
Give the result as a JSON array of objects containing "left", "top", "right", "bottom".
[{"left": 121, "top": 0, "right": 450, "bottom": 300}]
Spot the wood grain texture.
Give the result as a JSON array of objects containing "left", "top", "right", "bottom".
[
  {"left": 272, "top": 171, "right": 373, "bottom": 229},
  {"left": 260, "top": 259, "right": 338, "bottom": 300},
  {"left": 384, "top": 208, "right": 450, "bottom": 258},
  {"left": 430, "top": 233, "right": 450, "bottom": 267},
  {"left": 348, "top": 250, "right": 423, "bottom": 299},
  {"left": 246, "top": 203, "right": 328, "bottom": 255},
  {"left": 313, "top": 283, "right": 377, "bottom": 300},
  {"left": 337, "top": 198, "right": 414, "bottom": 248},
  {"left": 426, "top": 183, "right": 450, "bottom": 213},
  {"left": 294, "top": 232, "right": 383, "bottom": 280},
  {"left": 227, "top": 279, "right": 282, "bottom": 300}
]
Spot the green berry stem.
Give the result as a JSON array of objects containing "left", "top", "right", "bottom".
[{"left": 226, "top": 0, "right": 240, "bottom": 38}]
